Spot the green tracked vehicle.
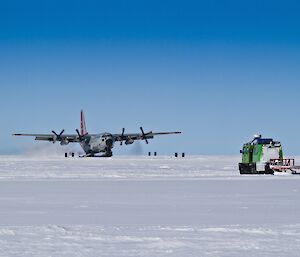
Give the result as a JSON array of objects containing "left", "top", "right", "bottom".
[{"left": 239, "top": 135, "right": 283, "bottom": 175}]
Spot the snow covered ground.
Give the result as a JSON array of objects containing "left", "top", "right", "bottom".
[{"left": 0, "top": 155, "right": 299, "bottom": 256}]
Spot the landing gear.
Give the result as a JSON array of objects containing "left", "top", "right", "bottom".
[
  {"left": 100, "top": 151, "right": 112, "bottom": 157},
  {"left": 79, "top": 151, "right": 113, "bottom": 158}
]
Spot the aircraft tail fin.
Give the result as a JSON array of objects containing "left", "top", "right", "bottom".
[{"left": 80, "top": 110, "right": 88, "bottom": 136}]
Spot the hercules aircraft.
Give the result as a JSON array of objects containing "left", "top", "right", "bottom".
[{"left": 13, "top": 110, "right": 181, "bottom": 157}]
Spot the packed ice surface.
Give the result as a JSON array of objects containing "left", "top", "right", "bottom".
[
  {"left": 0, "top": 155, "right": 241, "bottom": 180},
  {"left": 0, "top": 155, "right": 299, "bottom": 257}
]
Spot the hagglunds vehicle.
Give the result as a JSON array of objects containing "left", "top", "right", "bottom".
[{"left": 239, "top": 135, "right": 300, "bottom": 175}]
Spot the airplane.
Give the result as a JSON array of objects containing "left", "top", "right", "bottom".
[{"left": 13, "top": 110, "right": 181, "bottom": 157}]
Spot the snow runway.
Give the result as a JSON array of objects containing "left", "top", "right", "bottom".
[
  {"left": 0, "top": 156, "right": 299, "bottom": 256},
  {"left": 1, "top": 224, "right": 300, "bottom": 257}
]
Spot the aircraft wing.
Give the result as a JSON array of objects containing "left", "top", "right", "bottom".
[
  {"left": 13, "top": 133, "right": 81, "bottom": 143},
  {"left": 113, "top": 129, "right": 181, "bottom": 143}
]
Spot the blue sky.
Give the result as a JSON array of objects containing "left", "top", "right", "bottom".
[{"left": 1, "top": 0, "right": 300, "bottom": 155}]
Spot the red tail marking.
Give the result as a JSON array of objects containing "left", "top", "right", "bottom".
[{"left": 80, "top": 111, "right": 84, "bottom": 136}]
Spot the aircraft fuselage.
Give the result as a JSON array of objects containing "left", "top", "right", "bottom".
[{"left": 80, "top": 133, "right": 114, "bottom": 156}]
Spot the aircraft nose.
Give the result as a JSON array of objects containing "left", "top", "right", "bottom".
[{"left": 106, "top": 138, "right": 113, "bottom": 148}]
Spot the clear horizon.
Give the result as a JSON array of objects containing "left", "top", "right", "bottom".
[{"left": 1, "top": 0, "right": 300, "bottom": 155}]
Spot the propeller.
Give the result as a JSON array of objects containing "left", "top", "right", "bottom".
[
  {"left": 140, "top": 127, "right": 149, "bottom": 144},
  {"left": 51, "top": 129, "right": 65, "bottom": 143},
  {"left": 76, "top": 129, "right": 84, "bottom": 141},
  {"left": 120, "top": 128, "right": 125, "bottom": 145}
]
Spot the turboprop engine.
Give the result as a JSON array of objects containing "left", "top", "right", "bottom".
[
  {"left": 105, "top": 138, "right": 113, "bottom": 148},
  {"left": 125, "top": 138, "right": 134, "bottom": 145},
  {"left": 52, "top": 129, "right": 65, "bottom": 144},
  {"left": 60, "top": 139, "right": 69, "bottom": 145}
]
